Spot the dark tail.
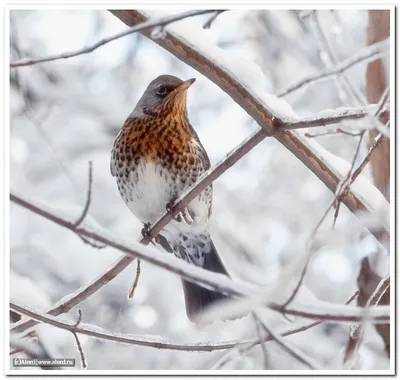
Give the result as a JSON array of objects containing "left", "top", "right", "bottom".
[{"left": 181, "top": 240, "right": 230, "bottom": 321}]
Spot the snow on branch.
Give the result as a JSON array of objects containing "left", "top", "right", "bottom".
[
  {"left": 110, "top": 10, "right": 388, "bottom": 238},
  {"left": 279, "top": 104, "right": 389, "bottom": 130},
  {"left": 10, "top": 191, "right": 390, "bottom": 325},
  {"left": 7, "top": 300, "right": 339, "bottom": 353}
]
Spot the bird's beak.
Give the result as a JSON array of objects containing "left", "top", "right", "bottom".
[{"left": 175, "top": 78, "right": 196, "bottom": 93}]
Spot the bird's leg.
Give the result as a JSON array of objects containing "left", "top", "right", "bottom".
[{"left": 141, "top": 222, "right": 155, "bottom": 245}]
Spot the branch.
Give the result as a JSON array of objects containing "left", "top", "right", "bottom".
[
  {"left": 72, "top": 309, "right": 87, "bottom": 369},
  {"left": 9, "top": 127, "right": 268, "bottom": 338},
  {"left": 128, "top": 259, "right": 141, "bottom": 299},
  {"left": 278, "top": 104, "right": 389, "bottom": 130},
  {"left": 9, "top": 10, "right": 218, "bottom": 68},
  {"left": 110, "top": 10, "right": 387, "bottom": 238},
  {"left": 10, "top": 192, "right": 390, "bottom": 325},
  {"left": 343, "top": 274, "right": 390, "bottom": 366},
  {"left": 254, "top": 313, "right": 321, "bottom": 370},
  {"left": 73, "top": 161, "right": 93, "bottom": 228},
  {"left": 213, "top": 291, "right": 359, "bottom": 369},
  {"left": 10, "top": 292, "right": 360, "bottom": 354},
  {"left": 202, "top": 10, "right": 227, "bottom": 29},
  {"left": 277, "top": 38, "right": 389, "bottom": 97}
]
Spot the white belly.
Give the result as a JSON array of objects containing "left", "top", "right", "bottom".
[{"left": 119, "top": 159, "right": 210, "bottom": 237}]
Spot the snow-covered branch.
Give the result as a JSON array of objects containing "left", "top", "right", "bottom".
[
  {"left": 7, "top": 301, "right": 333, "bottom": 353},
  {"left": 279, "top": 104, "right": 389, "bottom": 130},
  {"left": 10, "top": 191, "right": 390, "bottom": 325},
  {"left": 110, "top": 10, "right": 388, "bottom": 238}
]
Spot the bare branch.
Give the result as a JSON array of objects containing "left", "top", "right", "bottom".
[
  {"left": 78, "top": 234, "right": 106, "bottom": 249},
  {"left": 254, "top": 313, "right": 321, "bottom": 370},
  {"left": 72, "top": 309, "right": 87, "bottom": 369},
  {"left": 203, "top": 10, "right": 227, "bottom": 29},
  {"left": 73, "top": 161, "right": 93, "bottom": 228},
  {"left": 10, "top": 10, "right": 218, "bottom": 68},
  {"left": 281, "top": 130, "right": 366, "bottom": 309},
  {"left": 309, "top": 11, "right": 390, "bottom": 138},
  {"left": 252, "top": 314, "right": 269, "bottom": 369},
  {"left": 128, "top": 259, "right": 141, "bottom": 299},
  {"left": 305, "top": 128, "right": 363, "bottom": 138},
  {"left": 213, "top": 291, "right": 359, "bottom": 369},
  {"left": 343, "top": 275, "right": 390, "bottom": 366},
  {"left": 277, "top": 38, "right": 389, "bottom": 97},
  {"left": 350, "top": 132, "right": 385, "bottom": 184}
]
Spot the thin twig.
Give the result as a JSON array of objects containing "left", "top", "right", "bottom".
[
  {"left": 298, "top": 10, "right": 315, "bottom": 20},
  {"left": 343, "top": 275, "right": 390, "bottom": 365},
  {"left": 78, "top": 235, "right": 106, "bottom": 249},
  {"left": 203, "top": 10, "right": 227, "bottom": 29},
  {"left": 311, "top": 11, "right": 390, "bottom": 136},
  {"left": 73, "top": 161, "right": 93, "bottom": 228},
  {"left": 279, "top": 104, "right": 389, "bottom": 130},
  {"left": 252, "top": 314, "right": 269, "bottom": 369},
  {"left": 71, "top": 309, "right": 87, "bottom": 369},
  {"left": 280, "top": 131, "right": 366, "bottom": 310},
  {"left": 350, "top": 132, "right": 384, "bottom": 184},
  {"left": 305, "top": 128, "right": 363, "bottom": 138},
  {"left": 254, "top": 313, "right": 321, "bottom": 370},
  {"left": 213, "top": 291, "right": 359, "bottom": 369},
  {"left": 10, "top": 10, "right": 218, "bottom": 68},
  {"left": 277, "top": 38, "right": 389, "bottom": 97},
  {"left": 128, "top": 259, "right": 141, "bottom": 299}
]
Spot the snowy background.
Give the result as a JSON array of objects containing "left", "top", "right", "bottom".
[{"left": 9, "top": 9, "right": 389, "bottom": 370}]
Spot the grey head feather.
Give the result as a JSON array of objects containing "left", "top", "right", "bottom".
[{"left": 130, "top": 75, "right": 184, "bottom": 116}]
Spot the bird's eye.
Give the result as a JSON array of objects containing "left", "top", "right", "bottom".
[{"left": 156, "top": 85, "right": 168, "bottom": 96}]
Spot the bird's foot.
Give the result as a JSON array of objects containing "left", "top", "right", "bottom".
[
  {"left": 166, "top": 202, "right": 195, "bottom": 225},
  {"left": 141, "top": 222, "right": 154, "bottom": 245}
]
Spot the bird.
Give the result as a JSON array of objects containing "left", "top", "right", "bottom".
[{"left": 110, "top": 74, "right": 230, "bottom": 321}]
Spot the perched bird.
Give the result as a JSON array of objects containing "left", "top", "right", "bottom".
[{"left": 110, "top": 74, "right": 230, "bottom": 321}]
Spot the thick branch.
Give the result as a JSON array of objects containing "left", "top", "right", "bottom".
[{"left": 110, "top": 10, "right": 386, "bottom": 235}]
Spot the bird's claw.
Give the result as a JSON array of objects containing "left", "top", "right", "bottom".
[
  {"left": 166, "top": 202, "right": 195, "bottom": 225},
  {"left": 141, "top": 222, "right": 155, "bottom": 245}
]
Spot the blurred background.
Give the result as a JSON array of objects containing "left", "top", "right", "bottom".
[{"left": 9, "top": 9, "right": 390, "bottom": 370}]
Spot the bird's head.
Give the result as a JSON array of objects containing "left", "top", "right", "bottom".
[{"left": 132, "top": 75, "right": 195, "bottom": 118}]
